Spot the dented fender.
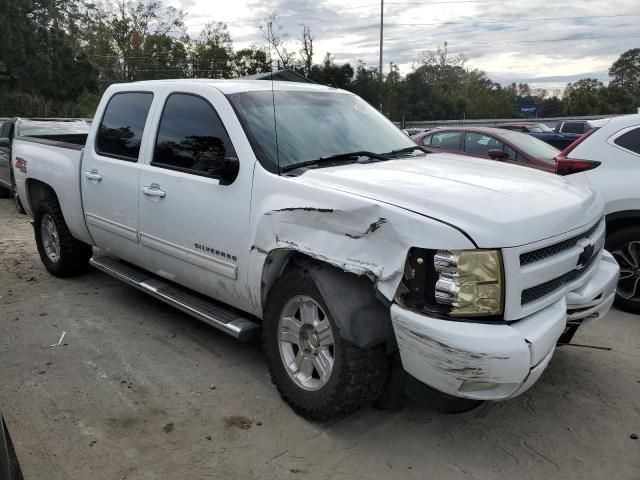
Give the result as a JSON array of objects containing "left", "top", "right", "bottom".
[{"left": 244, "top": 167, "right": 475, "bottom": 318}]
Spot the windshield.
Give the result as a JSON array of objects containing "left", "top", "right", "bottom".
[
  {"left": 498, "top": 129, "right": 560, "bottom": 159},
  {"left": 227, "top": 90, "right": 415, "bottom": 172}
]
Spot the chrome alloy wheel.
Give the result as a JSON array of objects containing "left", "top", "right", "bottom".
[
  {"left": 612, "top": 241, "right": 640, "bottom": 300},
  {"left": 40, "top": 214, "right": 61, "bottom": 263},
  {"left": 277, "top": 295, "right": 336, "bottom": 391}
]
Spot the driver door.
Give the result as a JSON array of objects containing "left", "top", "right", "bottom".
[{"left": 138, "top": 85, "right": 254, "bottom": 311}]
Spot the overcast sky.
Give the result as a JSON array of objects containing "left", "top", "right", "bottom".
[{"left": 177, "top": 0, "right": 639, "bottom": 92}]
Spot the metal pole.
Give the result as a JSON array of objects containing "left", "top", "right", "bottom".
[{"left": 379, "top": 0, "right": 384, "bottom": 111}]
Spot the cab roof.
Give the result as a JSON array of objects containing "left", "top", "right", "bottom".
[{"left": 128, "top": 79, "right": 345, "bottom": 95}]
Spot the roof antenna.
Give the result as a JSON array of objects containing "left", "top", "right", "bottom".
[{"left": 269, "top": 45, "right": 281, "bottom": 175}]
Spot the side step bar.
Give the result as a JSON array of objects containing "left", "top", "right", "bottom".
[{"left": 90, "top": 256, "right": 260, "bottom": 341}]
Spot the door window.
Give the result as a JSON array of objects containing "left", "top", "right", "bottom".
[
  {"left": 421, "top": 135, "right": 432, "bottom": 146},
  {"left": 430, "top": 131, "right": 461, "bottom": 150},
  {"left": 504, "top": 144, "right": 518, "bottom": 161},
  {"left": 561, "top": 122, "right": 585, "bottom": 134},
  {"left": 614, "top": 127, "right": 640, "bottom": 155},
  {"left": 152, "top": 94, "right": 237, "bottom": 176},
  {"left": 464, "top": 132, "right": 504, "bottom": 156},
  {"left": 96, "top": 92, "right": 154, "bottom": 161}
]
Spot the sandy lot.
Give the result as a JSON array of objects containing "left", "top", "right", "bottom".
[{"left": 0, "top": 198, "right": 638, "bottom": 480}]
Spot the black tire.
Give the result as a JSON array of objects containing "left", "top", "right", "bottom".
[
  {"left": 34, "top": 193, "right": 92, "bottom": 277},
  {"left": 372, "top": 353, "right": 409, "bottom": 410},
  {"left": 11, "top": 173, "right": 25, "bottom": 214},
  {"left": 606, "top": 227, "right": 640, "bottom": 314},
  {"left": 0, "top": 184, "right": 9, "bottom": 198},
  {"left": 263, "top": 266, "right": 389, "bottom": 421}
]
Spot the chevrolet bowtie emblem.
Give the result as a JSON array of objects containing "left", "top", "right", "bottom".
[{"left": 576, "top": 243, "right": 595, "bottom": 270}]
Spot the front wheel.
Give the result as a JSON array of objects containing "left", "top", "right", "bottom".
[
  {"left": 607, "top": 227, "right": 640, "bottom": 314},
  {"left": 263, "top": 266, "right": 389, "bottom": 421},
  {"left": 34, "top": 195, "right": 93, "bottom": 277}
]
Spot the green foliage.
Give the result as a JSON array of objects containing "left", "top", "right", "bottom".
[
  {"left": 609, "top": 48, "right": 640, "bottom": 96},
  {"left": 0, "top": 0, "right": 638, "bottom": 120}
]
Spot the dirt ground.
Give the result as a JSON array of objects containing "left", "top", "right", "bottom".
[{"left": 0, "top": 198, "right": 638, "bottom": 480}]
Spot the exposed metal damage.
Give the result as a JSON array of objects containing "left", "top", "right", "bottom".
[{"left": 245, "top": 195, "right": 476, "bottom": 317}]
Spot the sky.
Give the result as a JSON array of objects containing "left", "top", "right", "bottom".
[{"left": 176, "top": 0, "right": 639, "bottom": 92}]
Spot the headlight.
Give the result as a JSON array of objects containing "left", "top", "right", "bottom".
[{"left": 433, "top": 249, "right": 504, "bottom": 317}]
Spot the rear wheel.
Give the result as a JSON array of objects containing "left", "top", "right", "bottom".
[
  {"left": 0, "top": 184, "right": 9, "bottom": 198},
  {"left": 607, "top": 227, "right": 640, "bottom": 314},
  {"left": 34, "top": 194, "right": 92, "bottom": 277},
  {"left": 263, "top": 266, "right": 389, "bottom": 421}
]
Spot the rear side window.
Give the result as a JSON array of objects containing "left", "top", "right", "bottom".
[
  {"left": 561, "top": 122, "right": 585, "bottom": 134},
  {"left": 614, "top": 127, "right": 640, "bottom": 155},
  {"left": 96, "top": 92, "right": 154, "bottom": 161},
  {"left": 430, "top": 131, "right": 461, "bottom": 150},
  {"left": 421, "top": 135, "right": 432, "bottom": 146},
  {"left": 152, "top": 93, "right": 237, "bottom": 175}
]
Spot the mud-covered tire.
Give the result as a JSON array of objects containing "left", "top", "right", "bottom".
[
  {"left": 34, "top": 194, "right": 92, "bottom": 277},
  {"left": 263, "top": 266, "right": 389, "bottom": 421},
  {"left": 606, "top": 227, "right": 640, "bottom": 314}
]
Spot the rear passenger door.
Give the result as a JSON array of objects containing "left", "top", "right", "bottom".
[
  {"left": 137, "top": 86, "right": 254, "bottom": 311},
  {"left": 82, "top": 90, "right": 155, "bottom": 265}
]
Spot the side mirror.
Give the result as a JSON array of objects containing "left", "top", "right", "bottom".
[
  {"left": 0, "top": 138, "right": 9, "bottom": 147},
  {"left": 198, "top": 151, "right": 239, "bottom": 186},
  {"left": 488, "top": 149, "right": 508, "bottom": 160}
]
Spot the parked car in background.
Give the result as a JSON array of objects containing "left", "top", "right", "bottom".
[
  {"left": 555, "top": 119, "right": 608, "bottom": 136},
  {"left": 412, "top": 126, "right": 559, "bottom": 172},
  {"left": 0, "top": 118, "right": 89, "bottom": 213},
  {"left": 402, "top": 127, "right": 429, "bottom": 136},
  {"left": 498, "top": 122, "right": 575, "bottom": 150},
  {"left": 556, "top": 114, "right": 640, "bottom": 313},
  {"left": 12, "top": 79, "right": 618, "bottom": 419}
]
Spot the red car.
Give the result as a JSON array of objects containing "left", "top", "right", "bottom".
[{"left": 411, "top": 126, "right": 560, "bottom": 172}]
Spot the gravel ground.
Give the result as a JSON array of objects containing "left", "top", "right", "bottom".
[{"left": 0, "top": 198, "right": 639, "bottom": 480}]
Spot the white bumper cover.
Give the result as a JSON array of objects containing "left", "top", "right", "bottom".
[{"left": 391, "top": 250, "right": 619, "bottom": 400}]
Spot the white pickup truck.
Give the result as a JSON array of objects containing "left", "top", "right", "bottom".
[{"left": 13, "top": 80, "right": 619, "bottom": 420}]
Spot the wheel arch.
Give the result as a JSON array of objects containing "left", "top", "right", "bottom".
[
  {"left": 605, "top": 210, "right": 640, "bottom": 237},
  {"left": 260, "top": 249, "right": 396, "bottom": 350},
  {"left": 25, "top": 178, "right": 57, "bottom": 214}
]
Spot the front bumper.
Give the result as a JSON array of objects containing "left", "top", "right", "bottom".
[{"left": 390, "top": 250, "right": 619, "bottom": 401}]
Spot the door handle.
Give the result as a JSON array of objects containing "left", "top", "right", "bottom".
[
  {"left": 142, "top": 184, "right": 166, "bottom": 198},
  {"left": 84, "top": 170, "right": 102, "bottom": 181}
]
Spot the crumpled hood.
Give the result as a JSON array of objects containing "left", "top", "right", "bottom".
[{"left": 295, "top": 153, "right": 602, "bottom": 247}]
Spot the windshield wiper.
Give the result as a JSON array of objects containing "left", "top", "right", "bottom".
[
  {"left": 281, "top": 151, "right": 390, "bottom": 172},
  {"left": 385, "top": 145, "right": 430, "bottom": 157}
]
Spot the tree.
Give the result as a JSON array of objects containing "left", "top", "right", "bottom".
[
  {"left": 299, "top": 24, "right": 314, "bottom": 76},
  {"left": 259, "top": 13, "right": 296, "bottom": 69},
  {"left": 308, "top": 53, "right": 353, "bottom": 88},
  {"left": 609, "top": 48, "right": 640, "bottom": 95},
  {"left": 191, "top": 22, "right": 234, "bottom": 78},
  {"left": 234, "top": 47, "right": 270, "bottom": 77},
  {"left": 99, "top": 0, "right": 186, "bottom": 81},
  {"left": 563, "top": 78, "right": 605, "bottom": 115},
  {"left": 138, "top": 34, "right": 188, "bottom": 80}
]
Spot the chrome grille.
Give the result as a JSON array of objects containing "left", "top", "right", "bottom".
[
  {"left": 520, "top": 218, "right": 602, "bottom": 266},
  {"left": 521, "top": 245, "right": 600, "bottom": 304}
]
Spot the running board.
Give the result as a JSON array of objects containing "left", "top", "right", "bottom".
[{"left": 89, "top": 256, "right": 260, "bottom": 341}]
